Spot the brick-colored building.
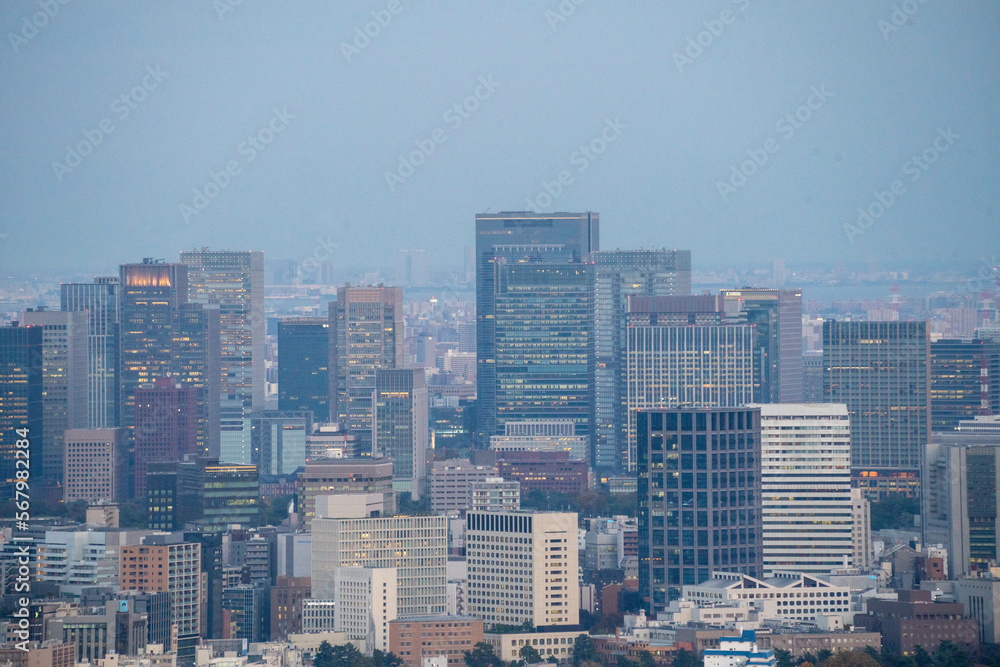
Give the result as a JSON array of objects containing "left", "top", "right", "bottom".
[
  {"left": 119, "top": 537, "right": 201, "bottom": 640},
  {"left": 0, "top": 641, "right": 74, "bottom": 667},
  {"left": 856, "top": 589, "right": 979, "bottom": 656},
  {"left": 271, "top": 575, "right": 311, "bottom": 641},
  {"left": 390, "top": 615, "right": 484, "bottom": 667},
  {"left": 757, "top": 631, "right": 881, "bottom": 658},
  {"left": 497, "top": 451, "right": 588, "bottom": 494}
]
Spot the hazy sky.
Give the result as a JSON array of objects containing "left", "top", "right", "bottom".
[{"left": 1, "top": 1, "right": 997, "bottom": 276}]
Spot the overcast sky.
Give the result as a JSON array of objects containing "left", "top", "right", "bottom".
[{"left": 1, "top": 1, "right": 997, "bottom": 276}]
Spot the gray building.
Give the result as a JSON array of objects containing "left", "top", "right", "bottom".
[
  {"left": 251, "top": 410, "right": 310, "bottom": 476},
  {"left": 374, "top": 368, "right": 428, "bottom": 499},
  {"left": 637, "top": 407, "right": 763, "bottom": 611},
  {"left": 61, "top": 277, "right": 119, "bottom": 429},
  {"left": 172, "top": 303, "right": 221, "bottom": 458},
  {"left": 593, "top": 249, "right": 691, "bottom": 472},
  {"left": 430, "top": 459, "right": 497, "bottom": 515}
]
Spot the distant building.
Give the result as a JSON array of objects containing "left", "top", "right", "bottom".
[
  {"left": 430, "top": 459, "right": 496, "bottom": 515},
  {"left": 0, "top": 323, "right": 43, "bottom": 496},
  {"left": 133, "top": 378, "right": 197, "bottom": 499},
  {"left": 61, "top": 277, "right": 119, "bottom": 429},
  {"left": 171, "top": 302, "right": 221, "bottom": 458},
  {"left": 250, "top": 410, "right": 310, "bottom": 476},
  {"left": 466, "top": 510, "right": 579, "bottom": 627},
  {"left": 856, "top": 589, "right": 979, "bottom": 657},
  {"left": 470, "top": 478, "right": 520, "bottom": 512},
  {"left": 295, "top": 459, "right": 396, "bottom": 530},
  {"left": 335, "top": 567, "right": 397, "bottom": 655},
  {"left": 270, "top": 576, "right": 311, "bottom": 641},
  {"left": 484, "top": 628, "right": 585, "bottom": 663},
  {"left": 374, "top": 368, "right": 429, "bottom": 499},
  {"left": 703, "top": 630, "right": 776, "bottom": 667},
  {"left": 223, "top": 584, "right": 268, "bottom": 643},
  {"left": 301, "top": 599, "right": 337, "bottom": 633},
  {"left": 390, "top": 616, "right": 484, "bottom": 667},
  {"left": 802, "top": 351, "right": 823, "bottom": 403},
  {"left": 146, "top": 457, "right": 260, "bottom": 532},
  {"left": 930, "top": 338, "right": 1000, "bottom": 430},
  {"left": 497, "top": 450, "right": 589, "bottom": 495},
  {"left": 277, "top": 317, "right": 330, "bottom": 421},
  {"left": 852, "top": 488, "right": 873, "bottom": 570},
  {"left": 63, "top": 428, "right": 127, "bottom": 503},
  {"left": 685, "top": 572, "right": 852, "bottom": 623},
  {"left": 488, "top": 420, "right": 587, "bottom": 461}
]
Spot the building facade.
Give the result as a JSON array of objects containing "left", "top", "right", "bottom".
[
  {"left": 277, "top": 317, "right": 330, "bottom": 421},
  {"left": 931, "top": 338, "right": 1000, "bottom": 431},
  {"left": 334, "top": 566, "right": 398, "bottom": 655},
  {"left": 296, "top": 459, "right": 396, "bottom": 530},
  {"left": 488, "top": 420, "right": 587, "bottom": 461},
  {"left": 63, "top": 428, "right": 127, "bottom": 503},
  {"left": 171, "top": 303, "right": 221, "bottom": 458},
  {"left": 133, "top": 378, "right": 197, "bottom": 499},
  {"left": 119, "top": 536, "right": 202, "bottom": 641},
  {"left": 60, "top": 277, "right": 119, "bottom": 429},
  {"left": 390, "top": 615, "right": 484, "bottom": 667},
  {"left": 374, "top": 368, "right": 428, "bottom": 499},
  {"left": 0, "top": 323, "right": 43, "bottom": 495},
  {"left": 250, "top": 410, "right": 310, "bottom": 476}
]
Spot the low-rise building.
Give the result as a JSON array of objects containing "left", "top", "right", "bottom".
[
  {"left": 484, "top": 629, "right": 583, "bottom": 663},
  {"left": 855, "top": 589, "right": 979, "bottom": 656},
  {"left": 703, "top": 630, "right": 776, "bottom": 667},
  {"left": 389, "top": 616, "right": 483, "bottom": 667},
  {"left": 430, "top": 459, "right": 497, "bottom": 515},
  {"left": 757, "top": 631, "right": 881, "bottom": 658},
  {"left": 684, "top": 572, "right": 853, "bottom": 624}
]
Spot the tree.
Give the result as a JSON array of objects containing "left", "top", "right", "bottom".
[
  {"left": 819, "top": 651, "right": 881, "bottom": 667},
  {"left": 618, "top": 658, "right": 638, "bottom": 667},
  {"left": 673, "top": 648, "right": 699, "bottom": 667},
  {"left": 330, "top": 642, "right": 364, "bottom": 667},
  {"left": 520, "top": 645, "right": 543, "bottom": 665},
  {"left": 870, "top": 495, "right": 919, "bottom": 531},
  {"left": 817, "top": 650, "right": 833, "bottom": 665},
  {"left": 372, "top": 650, "right": 403, "bottom": 667},
  {"left": 315, "top": 641, "right": 335, "bottom": 667},
  {"left": 572, "top": 634, "right": 601, "bottom": 667},
  {"left": 776, "top": 649, "right": 794, "bottom": 667},
  {"left": 934, "top": 641, "right": 971, "bottom": 667},
  {"left": 465, "top": 642, "right": 503, "bottom": 667},
  {"left": 637, "top": 650, "right": 657, "bottom": 667}
]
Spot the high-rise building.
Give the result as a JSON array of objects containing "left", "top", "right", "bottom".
[
  {"left": 924, "top": 431, "right": 1000, "bottom": 578},
  {"left": 334, "top": 567, "right": 398, "bottom": 655},
  {"left": 61, "top": 277, "right": 119, "bottom": 428},
  {"left": 179, "top": 250, "right": 265, "bottom": 466},
  {"left": 223, "top": 584, "right": 269, "bottom": 643},
  {"left": 802, "top": 351, "right": 824, "bottom": 403},
  {"left": 251, "top": 410, "right": 310, "bottom": 476},
  {"left": 374, "top": 368, "right": 428, "bottom": 499},
  {"left": 488, "top": 419, "right": 588, "bottom": 461},
  {"left": 720, "top": 289, "right": 804, "bottom": 403},
  {"left": 396, "top": 250, "right": 430, "bottom": 287},
  {"left": 270, "top": 575, "right": 311, "bottom": 642},
  {"left": 756, "top": 404, "right": 853, "bottom": 577},
  {"left": 133, "top": 378, "right": 197, "bottom": 499},
  {"left": 171, "top": 303, "right": 221, "bottom": 458},
  {"left": 637, "top": 407, "right": 763, "bottom": 611},
  {"left": 20, "top": 308, "right": 88, "bottom": 487},
  {"left": 0, "top": 323, "right": 43, "bottom": 493},
  {"left": 593, "top": 249, "right": 691, "bottom": 472},
  {"left": 329, "top": 285, "right": 404, "bottom": 454},
  {"left": 851, "top": 488, "right": 872, "bottom": 570},
  {"left": 63, "top": 428, "right": 127, "bottom": 503},
  {"left": 119, "top": 535, "right": 202, "bottom": 646},
  {"left": 625, "top": 296, "right": 755, "bottom": 472},
  {"left": 823, "top": 320, "right": 930, "bottom": 497},
  {"left": 146, "top": 457, "right": 260, "bottom": 532},
  {"left": 475, "top": 211, "right": 599, "bottom": 446},
  {"left": 931, "top": 338, "right": 1000, "bottom": 431},
  {"left": 311, "top": 496, "right": 447, "bottom": 618},
  {"left": 277, "top": 317, "right": 330, "bottom": 421},
  {"left": 429, "top": 459, "right": 497, "bottom": 515},
  {"left": 118, "top": 260, "right": 189, "bottom": 435},
  {"left": 182, "top": 530, "right": 224, "bottom": 640},
  {"left": 296, "top": 459, "right": 396, "bottom": 529},
  {"left": 465, "top": 510, "right": 580, "bottom": 627}
]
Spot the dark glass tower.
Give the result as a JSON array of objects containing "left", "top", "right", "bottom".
[
  {"left": 0, "top": 323, "right": 43, "bottom": 494},
  {"left": 637, "top": 406, "right": 763, "bottom": 612},
  {"left": 172, "top": 303, "right": 221, "bottom": 458},
  {"left": 593, "top": 249, "right": 691, "bottom": 472},
  {"left": 61, "top": 277, "right": 120, "bottom": 428},
  {"left": 277, "top": 317, "right": 330, "bottom": 421},
  {"left": 475, "top": 211, "right": 599, "bottom": 448},
  {"left": 824, "top": 320, "right": 930, "bottom": 497},
  {"left": 930, "top": 338, "right": 1000, "bottom": 431}
]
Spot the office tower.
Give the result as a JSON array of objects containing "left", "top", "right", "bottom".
[
  {"left": 496, "top": 451, "right": 589, "bottom": 494},
  {"left": 179, "top": 250, "right": 265, "bottom": 466},
  {"left": 61, "top": 277, "right": 119, "bottom": 428},
  {"left": 329, "top": 285, "right": 404, "bottom": 454},
  {"left": 851, "top": 488, "right": 872, "bottom": 570},
  {"left": 637, "top": 407, "right": 763, "bottom": 611},
  {"left": 311, "top": 497, "right": 447, "bottom": 618},
  {"left": 488, "top": 420, "right": 588, "bottom": 461},
  {"left": 931, "top": 338, "right": 1000, "bottom": 431},
  {"left": 0, "top": 323, "right": 43, "bottom": 494},
  {"left": 924, "top": 431, "right": 1000, "bottom": 578},
  {"left": 306, "top": 421, "right": 359, "bottom": 460},
  {"left": 756, "top": 404, "right": 853, "bottom": 577},
  {"left": 430, "top": 459, "right": 497, "bottom": 515},
  {"left": 48, "top": 600, "right": 148, "bottom": 663},
  {"left": 335, "top": 567, "right": 398, "bottom": 655},
  {"left": 593, "top": 249, "right": 692, "bottom": 472},
  {"left": 296, "top": 459, "right": 396, "bottom": 530},
  {"left": 147, "top": 457, "right": 260, "bottom": 532},
  {"left": 823, "top": 321, "right": 930, "bottom": 497},
  {"left": 470, "top": 478, "right": 520, "bottom": 512},
  {"left": 277, "top": 317, "right": 330, "bottom": 420},
  {"left": 19, "top": 309, "right": 88, "bottom": 487},
  {"left": 396, "top": 249, "right": 430, "bottom": 287},
  {"left": 475, "top": 211, "right": 599, "bottom": 446},
  {"left": 63, "top": 428, "right": 127, "bottom": 502},
  {"left": 625, "top": 296, "right": 755, "bottom": 472},
  {"left": 183, "top": 530, "right": 224, "bottom": 640},
  {"left": 458, "top": 323, "right": 476, "bottom": 354},
  {"left": 720, "top": 288, "right": 804, "bottom": 404},
  {"left": 115, "top": 590, "right": 172, "bottom": 650},
  {"left": 118, "top": 260, "right": 189, "bottom": 434},
  {"left": 251, "top": 410, "right": 310, "bottom": 476},
  {"left": 270, "top": 576, "right": 311, "bottom": 642},
  {"left": 465, "top": 510, "right": 580, "bottom": 627},
  {"left": 802, "top": 351, "right": 824, "bottom": 403},
  {"left": 171, "top": 303, "right": 221, "bottom": 457},
  {"left": 133, "top": 378, "right": 197, "bottom": 499},
  {"left": 119, "top": 535, "right": 202, "bottom": 647},
  {"left": 374, "top": 368, "right": 428, "bottom": 499},
  {"left": 223, "top": 584, "right": 269, "bottom": 643}
]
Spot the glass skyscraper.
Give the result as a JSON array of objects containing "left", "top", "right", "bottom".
[
  {"left": 61, "top": 277, "right": 119, "bottom": 428},
  {"left": 374, "top": 368, "right": 428, "bottom": 498},
  {"left": 277, "top": 317, "right": 330, "bottom": 421},
  {"left": 593, "top": 249, "right": 691, "bottom": 472},
  {"left": 475, "top": 211, "right": 599, "bottom": 448},
  {"left": 0, "top": 323, "right": 43, "bottom": 494},
  {"left": 930, "top": 338, "right": 1000, "bottom": 431}
]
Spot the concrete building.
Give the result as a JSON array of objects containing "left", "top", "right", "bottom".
[
  {"left": 955, "top": 576, "right": 1000, "bottom": 645},
  {"left": 20, "top": 308, "right": 89, "bottom": 486},
  {"left": 430, "top": 459, "right": 497, "bottom": 515},
  {"left": 63, "top": 428, "right": 127, "bottom": 503},
  {"left": 37, "top": 528, "right": 154, "bottom": 596},
  {"left": 389, "top": 616, "right": 484, "bottom": 667},
  {"left": 466, "top": 510, "right": 579, "bottom": 628},
  {"left": 756, "top": 404, "right": 853, "bottom": 577},
  {"left": 0, "top": 641, "right": 74, "bottom": 667},
  {"left": 61, "top": 278, "right": 119, "bottom": 430},
  {"left": 703, "top": 630, "right": 776, "bottom": 667},
  {"left": 484, "top": 628, "right": 585, "bottom": 663},
  {"left": 47, "top": 601, "right": 148, "bottom": 664},
  {"left": 757, "top": 632, "right": 881, "bottom": 659},
  {"left": 296, "top": 459, "right": 396, "bottom": 530},
  {"left": 684, "top": 572, "right": 852, "bottom": 623},
  {"left": 374, "top": 368, "right": 429, "bottom": 499},
  {"left": 470, "top": 478, "right": 520, "bottom": 513},
  {"left": 496, "top": 451, "right": 589, "bottom": 495},
  {"left": 312, "top": 496, "right": 447, "bottom": 618},
  {"left": 302, "top": 599, "right": 337, "bottom": 633},
  {"left": 856, "top": 589, "right": 979, "bottom": 656},
  {"left": 334, "top": 567, "right": 398, "bottom": 655},
  {"left": 270, "top": 576, "right": 311, "bottom": 642},
  {"left": 119, "top": 535, "right": 202, "bottom": 643},
  {"left": 852, "top": 489, "right": 873, "bottom": 570},
  {"left": 488, "top": 420, "right": 588, "bottom": 461}
]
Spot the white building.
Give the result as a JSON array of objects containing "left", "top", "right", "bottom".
[
  {"left": 334, "top": 567, "right": 398, "bottom": 656},
  {"left": 277, "top": 532, "right": 312, "bottom": 578},
  {"left": 684, "top": 572, "right": 852, "bottom": 623},
  {"left": 488, "top": 420, "right": 588, "bottom": 462},
  {"left": 36, "top": 528, "right": 154, "bottom": 596},
  {"left": 429, "top": 460, "right": 497, "bottom": 515},
  {"left": 466, "top": 511, "right": 579, "bottom": 628},
  {"left": 756, "top": 403, "right": 853, "bottom": 577},
  {"left": 703, "top": 630, "right": 776, "bottom": 667},
  {"left": 301, "top": 599, "right": 337, "bottom": 633},
  {"left": 470, "top": 478, "right": 520, "bottom": 512},
  {"left": 312, "top": 495, "right": 447, "bottom": 618},
  {"left": 851, "top": 489, "right": 872, "bottom": 570}
]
